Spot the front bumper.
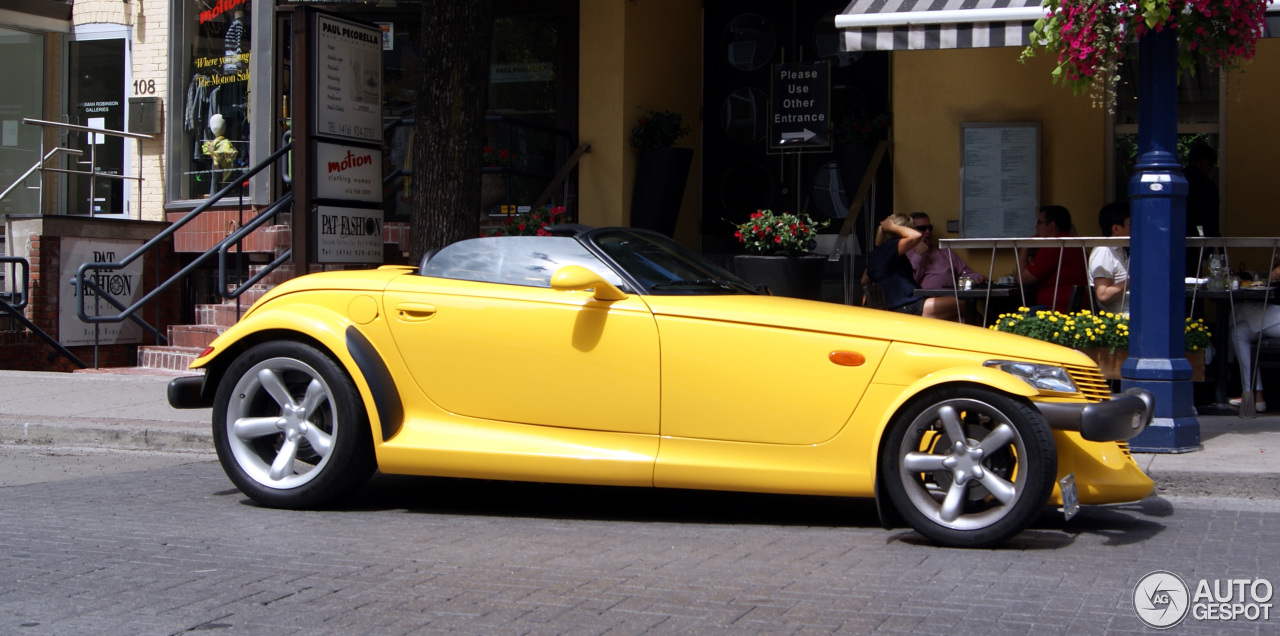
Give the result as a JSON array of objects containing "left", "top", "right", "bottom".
[
  {"left": 168, "top": 375, "right": 213, "bottom": 409},
  {"left": 1035, "top": 388, "right": 1154, "bottom": 442}
]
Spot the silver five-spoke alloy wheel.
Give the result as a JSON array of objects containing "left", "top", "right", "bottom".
[
  {"left": 226, "top": 356, "right": 338, "bottom": 489},
  {"left": 897, "top": 398, "right": 1026, "bottom": 530},
  {"left": 882, "top": 386, "right": 1056, "bottom": 548}
]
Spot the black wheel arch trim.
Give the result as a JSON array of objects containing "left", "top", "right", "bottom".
[{"left": 345, "top": 325, "right": 404, "bottom": 441}]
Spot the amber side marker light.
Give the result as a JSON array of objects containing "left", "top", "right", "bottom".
[{"left": 829, "top": 351, "right": 866, "bottom": 367}]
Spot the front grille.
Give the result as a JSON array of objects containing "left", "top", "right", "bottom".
[{"left": 1065, "top": 364, "right": 1110, "bottom": 402}]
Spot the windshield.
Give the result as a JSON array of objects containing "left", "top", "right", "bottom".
[{"left": 590, "top": 229, "right": 758, "bottom": 295}]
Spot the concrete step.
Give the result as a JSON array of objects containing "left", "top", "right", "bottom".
[
  {"left": 167, "top": 324, "right": 222, "bottom": 349},
  {"left": 138, "top": 345, "right": 205, "bottom": 372}
]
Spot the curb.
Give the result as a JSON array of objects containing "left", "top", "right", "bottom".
[
  {"left": 0, "top": 420, "right": 213, "bottom": 454},
  {"left": 1149, "top": 470, "right": 1280, "bottom": 501}
]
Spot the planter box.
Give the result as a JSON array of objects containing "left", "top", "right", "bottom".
[
  {"left": 1082, "top": 347, "right": 1205, "bottom": 382},
  {"left": 731, "top": 254, "right": 825, "bottom": 300}
]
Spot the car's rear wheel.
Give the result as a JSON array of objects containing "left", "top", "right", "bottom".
[
  {"left": 212, "top": 341, "right": 375, "bottom": 508},
  {"left": 881, "top": 385, "right": 1056, "bottom": 548}
]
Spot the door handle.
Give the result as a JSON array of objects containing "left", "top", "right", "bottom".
[{"left": 395, "top": 302, "right": 437, "bottom": 322}]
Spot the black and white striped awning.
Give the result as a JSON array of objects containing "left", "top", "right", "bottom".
[
  {"left": 838, "top": 1, "right": 1280, "bottom": 52},
  {"left": 836, "top": 0, "right": 1050, "bottom": 52}
]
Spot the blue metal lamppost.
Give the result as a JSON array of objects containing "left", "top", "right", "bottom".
[{"left": 1122, "top": 26, "right": 1201, "bottom": 453}]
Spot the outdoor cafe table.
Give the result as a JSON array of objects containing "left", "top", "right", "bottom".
[{"left": 912, "top": 286, "right": 1017, "bottom": 326}]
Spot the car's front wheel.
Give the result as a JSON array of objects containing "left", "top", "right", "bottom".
[
  {"left": 881, "top": 385, "right": 1056, "bottom": 548},
  {"left": 212, "top": 341, "right": 375, "bottom": 508}
]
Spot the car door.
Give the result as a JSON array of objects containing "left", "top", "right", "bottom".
[
  {"left": 383, "top": 238, "right": 660, "bottom": 435},
  {"left": 646, "top": 296, "right": 890, "bottom": 445}
]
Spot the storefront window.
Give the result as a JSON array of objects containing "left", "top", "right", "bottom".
[
  {"left": 175, "top": 0, "right": 252, "bottom": 200},
  {"left": 0, "top": 26, "right": 44, "bottom": 218}
]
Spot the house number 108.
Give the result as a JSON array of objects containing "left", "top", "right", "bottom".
[{"left": 133, "top": 79, "right": 156, "bottom": 95}]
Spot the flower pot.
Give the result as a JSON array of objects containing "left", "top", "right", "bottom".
[
  {"left": 731, "top": 254, "right": 825, "bottom": 300},
  {"left": 630, "top": 147, "right": 693, "bottom": 237},
  {"left": 1081, "top": 347, "right": 1205, "bottom": 382}
]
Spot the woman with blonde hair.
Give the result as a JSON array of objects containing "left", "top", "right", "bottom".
[{"left": 865, "top": 213, "right": 961, "bottom": 320}]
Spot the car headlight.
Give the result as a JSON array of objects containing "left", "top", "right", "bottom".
[{"left": 984, "top": 360, "right": 1078, "bottom": 394}]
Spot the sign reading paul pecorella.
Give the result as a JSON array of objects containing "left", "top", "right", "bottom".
[{"left": 314, "top": 13, "right": 382, "bottom": 143}]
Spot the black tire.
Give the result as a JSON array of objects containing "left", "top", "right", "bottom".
[
  {"left": 881, "top": 385, "right": 1056, "bottom": 548},
  {"left": 212, "top": 340, "right": 376, "bottom": 508}
]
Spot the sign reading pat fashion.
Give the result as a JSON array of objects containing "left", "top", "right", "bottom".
[
  {"left": 314, "top": 13, "right": 383, "bottom": 143},
  {"left": 769, "top": 62, "right": 831, "bottom": 152},
  {"left": 58, "top": 238, "right": 144, "bottom": 346},
  {"left": 315, "top": 142, "right": 382, "bottom": 203},
  {"left": 316, "top": 205, "right": 384, "bottom": 264}
]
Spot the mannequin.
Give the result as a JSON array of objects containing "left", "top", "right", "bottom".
[{"left": 202, "top": 113, "right": 237, "bottom": 181}]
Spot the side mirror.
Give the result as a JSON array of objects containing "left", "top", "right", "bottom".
[{"left": 551, "top": 265, "right": 628, "bottom": 301}]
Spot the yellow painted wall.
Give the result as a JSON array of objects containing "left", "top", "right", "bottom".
[
  {"left": 1225, "top": 38, "right": 1280, "bottom": 240},
  {"left": 578, "top": 0, "right": 702, "bottom": 246},
  {"left": 893, "top": 47, "right": 1107, "bottom": 274}
]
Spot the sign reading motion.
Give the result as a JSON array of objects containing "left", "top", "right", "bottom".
[{"left": 769, "top": 62, "right": 831, "bottom": 152}]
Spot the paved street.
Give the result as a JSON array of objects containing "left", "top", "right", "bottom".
[{"left": 1, "top": 454, "right": 1278, "bottom": 635}]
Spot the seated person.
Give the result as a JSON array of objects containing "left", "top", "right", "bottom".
[
  {"left": 865, "top": 214, "right": 961, "bottom": 320},
  {"left": 1017, "top": 205, "right": 1088, "bottom": 313},
  {"left": 1088, "top": 202, "right": 1130, "bottom": 316},
  {"left": 906, "top": 212, "right": 985, "bottom": 289},
  {"left": 1230, "top": 265, "right": 1280, "bottom": 412}
]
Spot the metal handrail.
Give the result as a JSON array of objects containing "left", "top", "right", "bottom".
[
  {"left": 218, "top": 192, "right": 295, "bottom": 299},
  {"left": 1, "top": 256, "right": 29, "bottom": 310},
  {"left": 74, "top": 142, "right": 293, "bottom": 325},
  {"left": 0, "top": 147, "right": 82, "bottom": 202},
  {"left": 22, "top": 118, "right": 152, "bottom": 219},
  {"left": 0, "top": 256, "right": 85, "bottom": 368}
]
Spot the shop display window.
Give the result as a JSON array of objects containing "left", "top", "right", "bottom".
[
  {"left": 0, "top": 26, "right": 44, "bottom": 218},
  {"left": 174, "top": 0, "right": 253, "bottom": 200}
]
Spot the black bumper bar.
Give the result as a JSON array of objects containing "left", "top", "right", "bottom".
[
  {"left": 1036, "top": 388, "right": 1154, "bottom": 442},
  {"left": 168, "top": 375, "right": 213, "bottom": 409}
]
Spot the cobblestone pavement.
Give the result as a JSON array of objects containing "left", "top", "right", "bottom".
[{"left": 1, "top": 461, "right": 1277, "bottom": 635}]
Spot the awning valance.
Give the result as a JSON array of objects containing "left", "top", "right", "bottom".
[
  {"left": 838, "top": 1, "right": 1280, "bottom": 53},
  {"left": 836, "top": 0, "right": 1046, "bottom": 52}
]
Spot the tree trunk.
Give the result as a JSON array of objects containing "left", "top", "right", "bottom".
[{"left": 408, "top": 0, "right": 494, "bottom": 260}]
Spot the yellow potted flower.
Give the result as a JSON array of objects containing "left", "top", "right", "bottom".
[{"left": 991, "top": 307, "right": 1209, "bottom": 380}]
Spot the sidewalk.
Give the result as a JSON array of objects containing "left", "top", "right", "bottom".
[{"left": 0, "top": 369, "right": 1277, "bottom": 500}]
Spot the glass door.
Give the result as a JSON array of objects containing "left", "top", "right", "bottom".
[{"left": 66, "top": 27, "right": 131, "bottom": 217}]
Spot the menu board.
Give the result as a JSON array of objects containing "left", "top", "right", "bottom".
[
  {"left": 314, "top": 13, "right": 383, "bottom": 143},
  {"left": 960, "top": 123, "right": 1039, "bottom": 238}
]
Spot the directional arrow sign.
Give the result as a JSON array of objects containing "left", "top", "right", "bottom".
[
  {"left": 769, "top": 62, "right": 830, "bottom": 152},
  {"left": 780, "top": 129, "right": 818, "bottom": 143}
]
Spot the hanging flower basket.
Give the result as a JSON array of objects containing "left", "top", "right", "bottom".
[{"left": 1020, "top": 0, "right": 1270, "bottom": 110}]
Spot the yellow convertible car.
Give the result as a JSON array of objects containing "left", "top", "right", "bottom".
[{"left": 169, "top": 227, "right": 1154, "bottom": 548}]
